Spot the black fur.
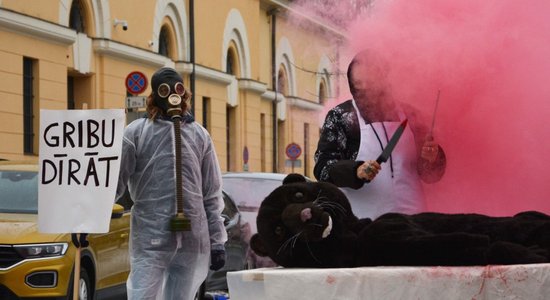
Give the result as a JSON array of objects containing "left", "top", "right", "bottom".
[{"left": 250, "top": 174, "right": 550, "bottom": 268}]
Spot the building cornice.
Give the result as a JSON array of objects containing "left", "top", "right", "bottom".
[
  {"left": 259, "top": 92, "right": 323, "bottom": 111},
  {"left": 0, "top": 8, "right": 76, "bottom": 45},
  {"left": 287, "top": 96, "right": 323, "bottom": 111},
  {"left": 93, "top": 39, "right": 173, "bottom": 67},
  {"left": 177, "top": 63, "right": 234, "bottom": 84},
  {"left": 193, "top": 65, "right": 234, "bottom": 84},
  {"left": 178, "top": 63, "right": 269, "bottom": 91},
  {"left": 261, "top": 90, "right": 284, "bottom": 103},
  {"left": 238, "top": 79, "right": 267, "bottom": 94},
  {"left": 262, "top": 0, "right": 348, "bottom": 40}
]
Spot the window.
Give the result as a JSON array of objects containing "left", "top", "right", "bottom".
[
  {"left": 277, "top": 68, "right": 287, "bottom": 95},
  {"left": 67, "top": 75, "right": 91, "bottom": 110},
  {"left": 276, "top": 66, "right": 288, "bottom": 172},
  {"left": 226, "top": 106, "right": 236, "bottom": 171},
  {"left": 69, "top": 0, "right": 86, "bottom": 33},
  {"left": 202, "top": 97, "right": 210, "bottom": 131},
  {"left": 23, "top": 58, "right": 35, "bottom": 154},
  {"left": 67, "top": 76, "right": 75, "bottom": 109},
  {"left": 260, "top": 113, "right": 266, "bottom": 172},
  {"left": 222, "top": 192, "right": 239, "bottom": 227},
  {"left": 277, "top": 120, "right": 286, "bottom": 172},
  {"left": 0, "top": 170, "right": 38, "bottom": 213},
  {"left": 158, "top": 26, "right": 170, "bottom": 57},
  {"left": 319, "top": 80, "right": 327, "bottom": 104},
  {"left": 225, "top": 46, "right": 239, "bottom": 171},
  {"left": 226, "top": 49, "right": 236, "bottom": 75}
]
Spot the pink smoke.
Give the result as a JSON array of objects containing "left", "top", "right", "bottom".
[{"left": 306, "top": 0, "right": 550, "bottom": 215}]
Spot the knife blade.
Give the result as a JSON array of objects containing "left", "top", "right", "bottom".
[{"left": 376, "top": 119, "right": 408, "bottom": 164}]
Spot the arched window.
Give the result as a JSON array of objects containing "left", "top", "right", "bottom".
[
  {"left": 226, "top": 48, "right": 237, "bottom": 75},
  {"left": 319, "top": 79, "right": 327, "bottom": 104},
  {"left": 225, "top": 46, "right": 239, "bottom": 171},
  {"left": 158, "top": 26, "right": 170, "bottom": 57},
  {"left": 69, "top": 0, "right": 86, "bottom": 33},
  {"left": 277, "top": 66, "right": 288, "bottom": 96},
  {"left": 277, "top": 65, "right": 288, "bottom": 172}
]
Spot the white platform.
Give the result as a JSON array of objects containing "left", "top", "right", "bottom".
[{"left": 227, "top": 264, "right": 550, "bottom": 300}]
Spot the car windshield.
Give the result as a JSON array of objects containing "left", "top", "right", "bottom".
[
  {"left": 0, "top": 170, "right": 38, "bottom": 213},
  {"left": 222, "top": 176, "right": 283, "bottom": 234},
  {"left": 222, "top": 177, "right": 282, "bottom": 211}
]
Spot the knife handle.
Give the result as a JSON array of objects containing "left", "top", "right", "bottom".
[{"left": 364, "top": 156, "right": 387, "bottom": 183}]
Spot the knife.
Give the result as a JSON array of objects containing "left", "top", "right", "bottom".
[
  {"left": 376, "top": 119, "right": 408, "bottom": 164},
  {"left": 365, "top": 119, "right": 408, "bottom": 183}
]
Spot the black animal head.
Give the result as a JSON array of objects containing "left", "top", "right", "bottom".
[{"left": 250, "top": 174, "right": 360, "bottom": 268}]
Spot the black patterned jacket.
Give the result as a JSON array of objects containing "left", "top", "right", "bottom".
[{"left": 313, "top": 99, "right": 446, "bottom": 189}]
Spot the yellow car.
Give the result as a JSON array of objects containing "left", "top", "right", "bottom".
[{"left": 0, "top": 160, "right": 130, "bottom": 299}]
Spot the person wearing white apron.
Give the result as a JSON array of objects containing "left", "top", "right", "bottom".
[
  {"left": 314, "top": 49, "right": 446, "bottom": 220},
  {"left": 340, "top": 100, "right": 426, "bottom": 219}
]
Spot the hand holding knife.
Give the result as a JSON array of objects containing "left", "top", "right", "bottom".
[{"left": 359, "top": 119, "right": 408, "bottom": 183}]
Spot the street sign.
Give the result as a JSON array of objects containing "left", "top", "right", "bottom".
[
  {"left": 285, "top": 159, "right": 301, "bottom": 168},
  {"left": 285, "top": 143, "right": 302, "bottom": 160},
  {"left": 126, "top": 96, "right": 146, "bottom": 109},
  {"left": 125, "top": 71, "right": 148, "bottom": 95}
]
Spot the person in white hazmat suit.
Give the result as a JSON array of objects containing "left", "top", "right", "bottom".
[{"left": 116, "top": 67, "right": 227, "bottom": 299}]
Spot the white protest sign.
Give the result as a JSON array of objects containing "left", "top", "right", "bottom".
[{"left": 38, "top": 109, "right": 125, "bottom": 233}]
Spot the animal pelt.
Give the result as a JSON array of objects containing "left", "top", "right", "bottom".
[{"left": 250, "top": 174, "right": 550, "bottom": 268}]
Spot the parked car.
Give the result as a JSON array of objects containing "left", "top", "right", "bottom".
[
  {"left": 0, "top": 160, "right": 129, "bottom": 299},
  {"left": 221, "top": 172, "right": 313, "bottom": 268},
  {"left": 0, "top": 161, "right": 248, "bottom": 300},
  {"left": 199, "top": 190, "right": 248, "bottom": 299}
]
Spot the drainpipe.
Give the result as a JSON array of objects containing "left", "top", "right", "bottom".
[
  {"left": 269, "top": 8, "right": 278, "bottom": 173},
  {"left": 189, "top": 0, "right": 196, "bottom": 115}
]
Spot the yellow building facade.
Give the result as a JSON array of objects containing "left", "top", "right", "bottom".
[{"left": 0, "top": 0, "right": 345, "bottom": 177}]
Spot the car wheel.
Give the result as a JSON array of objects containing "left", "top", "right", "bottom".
[{"left": 67, "top": 267, "right": 92, "bottom": 300}]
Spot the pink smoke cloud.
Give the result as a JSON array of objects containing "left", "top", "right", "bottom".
[
  {"left": 345, "top": 0, "right": 550, "bottom": 216},
  {"left": 295, "top": 0, "right": 550, "bottom": 216}
]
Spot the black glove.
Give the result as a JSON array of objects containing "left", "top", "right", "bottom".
[{"left": 210, "top": 249, "right": 226, "bottom": 271}]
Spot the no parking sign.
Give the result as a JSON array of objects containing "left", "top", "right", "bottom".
[
  {"left": 285, "top": 143, "right": 302, "bottom": 160},
  {"left": 125, "top": 71, "right": 148, "bottom": 95}
]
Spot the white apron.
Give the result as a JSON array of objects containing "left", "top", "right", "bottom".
[{"left": 341, "top": 100, "right": 425, "bottom": 219}]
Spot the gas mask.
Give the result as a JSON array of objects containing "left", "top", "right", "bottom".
[{"left": 151, "top": 68, "right": 187, "bottom": 119}]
